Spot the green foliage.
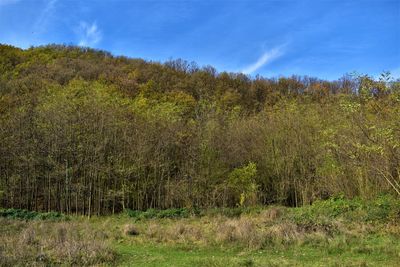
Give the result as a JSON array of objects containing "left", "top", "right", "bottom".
[
  {"left": 1, "top": 44, "right": 400, "bottom": 215},
  {"left": 228, "top": 162, "right": 258, "bottom": 207},
  {"left": 125, "top": 208, "right": 192, "bottom": 220},
  {"left": 288, "top": 194, "right": 400, "bottom": 224},
  {"left": 0, "top": 208, "right": 66, "bottom": 221},
  {"left": 127, "top": 206, "right": 264, "bottom": 219},
  {"left": 202, "top": 206, "right": 263, "bottom": 218}
]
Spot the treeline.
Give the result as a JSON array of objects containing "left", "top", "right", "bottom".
[{"left": 1, "top": 44, "right": 400, "bottom": 215}]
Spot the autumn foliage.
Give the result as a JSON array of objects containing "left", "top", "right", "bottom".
[{"left": 1, "top": 44, "right": 400, "bottom": 215}]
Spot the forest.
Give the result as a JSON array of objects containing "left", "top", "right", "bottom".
[{"left": 1, "top": 43, "right": 400, "bottom": 216}]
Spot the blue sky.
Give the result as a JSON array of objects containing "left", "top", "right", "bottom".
[{"left": 0, "top": 0, "right": 399, "bottom": 80}]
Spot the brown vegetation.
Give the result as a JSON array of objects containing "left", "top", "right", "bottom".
[
  {"left": 123, "top": 223, "right": 139, "bottom": 236},
  {"left": 0, "top": 218, "right": 116, "bottom": 266},
  {"left": 132, "top": 208, "right": 383, "bottom": 250}
]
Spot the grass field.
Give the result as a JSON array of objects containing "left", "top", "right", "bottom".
[{"left": 1, "top": 196, "right": 400, "bottom": 266}]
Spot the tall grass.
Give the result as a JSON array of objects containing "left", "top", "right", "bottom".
[
  {"left": 0, "top": 219, "right": 116, "bottom": 266},
  {"left": 126, "top": 196, "right": 400, "bottom": 250}
]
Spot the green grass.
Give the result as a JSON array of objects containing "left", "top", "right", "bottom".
[{"left": 114, "top": 235, "right": 400, "bottom": 267}]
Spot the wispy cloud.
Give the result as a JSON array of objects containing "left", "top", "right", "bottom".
[
  {"left": 76, "top": 21, "right": 102, "bottom": 47},
  {"left": 33, "top": 0, "right": 58, "bottom": 34},
  {"left": 391, "top": 68, "right": 400, "bottom": 79},
  {"left": 241, "top": 45, "right": 286, "bottom": 75},
  {"left": 0, "top": 0, "right": 20, "bottom": 6}
]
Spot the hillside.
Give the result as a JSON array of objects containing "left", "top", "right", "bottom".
[{"left": 1, "top": 44, "right": 400, "bottom": 215}]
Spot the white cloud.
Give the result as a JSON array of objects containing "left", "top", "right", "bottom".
[
  {"left": 241, "top": 46, "right": 285, "bottom": 75},
  {"left": 33, "top": 0, "right": 58, "bottom": 34},
  {"left": 0, "top": 0, "right": 20, "bottom": 6},
  {"left": 77, "top": 21, "right": 102, "bottom": 47}
]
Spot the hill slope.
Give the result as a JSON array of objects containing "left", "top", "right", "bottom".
[{"left": 0, "top": 44, "right": 400, "bottom": 215}]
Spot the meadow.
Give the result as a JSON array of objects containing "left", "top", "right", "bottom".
[{"left": 1, "top": 195, "right": 400, "bottom": 266}]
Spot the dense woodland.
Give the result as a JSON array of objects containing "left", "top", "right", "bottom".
[{"left": 1, "top": 44, "right": 400, "bottom": 215}]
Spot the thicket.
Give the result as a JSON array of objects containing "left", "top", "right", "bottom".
[{"left": 1, "top": 44, "right": 400, "bottom": 215}]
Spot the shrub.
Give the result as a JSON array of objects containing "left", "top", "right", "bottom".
[
  {"left": 0, "top": 208, "right": 66, "bottom": 221},
  {"left": 125, "top": 207, "right": 191, "bottom": 220},
  {"left": 287, "top": 194, "right": 400, "bottom": 224},
  {"left": 227, "top": 162, "right": 258, "bottom": 207},
  {"left": 202, "top": 206, "right": 262, "bottom": 218}
]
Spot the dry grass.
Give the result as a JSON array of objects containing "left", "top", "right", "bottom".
[
  {"left": 123, "top": 223, "right": 139, "bottom": 236},
  {"left": 0, "top": 218, "right": 116, "bottom": 266},
  {"left": 132, "top": 206, "right": 388, "bottom": 251},
  {"left": 259, "top": 206, "right": 284, "bottom": 223},
  {"left": 142, "top": 220, "right": 204, "bottom": 244},
  {"left": 214, "top": 216, "right": 264, "bottom": 249},
  {"left": 2, "top": 201, "right": 399, "bottom": 266}
]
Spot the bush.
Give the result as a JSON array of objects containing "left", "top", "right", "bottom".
[
  {"left": 287, "top": 194, "right": 400, "bottom": 224},
  {"left": 203, "top": 207, "right": 245, "bottom": 218},
  {"left": 125, "top": 207, "right": 191, "bottom": 220},
  {"left": 158, "top": 208, "right": 190, "bottom": 218},
  {"left": 202, "top": 206, "right": 263, "bottom": 218},
  {"left": 0, "top": 208, "right": 66, "bottom": 221}
]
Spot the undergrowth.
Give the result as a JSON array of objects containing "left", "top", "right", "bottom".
[
  {"left": 0, "top": 208, "right": 67, "bottom": 221},
  {"left": 288, "top": 194, "right": 400, "bottom": 224}
]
